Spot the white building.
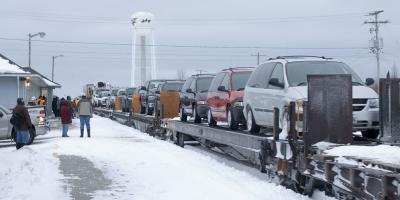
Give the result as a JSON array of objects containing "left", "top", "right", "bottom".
[
  {"left": 131, "top": 12, "right": 156, "bottom": 87},
  {"left": 0, "top": 53, "right": 60, "bottom": 114}
]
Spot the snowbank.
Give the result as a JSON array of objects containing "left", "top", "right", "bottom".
[{"left": 325, "top": 145, "right": 400, "bottom": 166}]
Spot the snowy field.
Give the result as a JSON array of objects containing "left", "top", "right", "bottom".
[{"left": 0, "top": 116, "right": 334, "bottom": 200}]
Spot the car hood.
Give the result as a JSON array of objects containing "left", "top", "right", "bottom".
[
  {"left": 196, "top": 92, "right": 208, "bottom": 101},
  {"left": 290, "top": 86, "right": 378, "bottom": 99}
]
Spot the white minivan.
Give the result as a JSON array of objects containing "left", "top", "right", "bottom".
[{"left": 243, "top": 56, "right": 379, "bottom": 139}]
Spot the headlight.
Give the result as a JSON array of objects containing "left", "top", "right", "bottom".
[
  {"left": 37, "top": 116, "right": 45, "bottom": 125},
  {"left": 197, "top": 100, "right": 207, "bottom": 105},
  {"left": 233, "top": 101, "right": 244, "bottom": 107},
  {"left": 369, "top": 98, "right": 379, "bottom": 108}
]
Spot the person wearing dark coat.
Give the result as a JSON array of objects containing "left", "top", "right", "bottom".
[
  {"left": 60, "top": 100, "right": 72, "bottom": 137},
  {"left": 52, "top": 97, "right": 58, "bottom": 117},
  {"left": 13, "top": 98, "right": 32, "bottom": 149}
]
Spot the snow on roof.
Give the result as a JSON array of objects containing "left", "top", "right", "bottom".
[
  {"left": 0, "top": 54, "right": 28, "bottom": 74},
  {"left": 41, "top": 77, "right": 61, "bottom": 88}
]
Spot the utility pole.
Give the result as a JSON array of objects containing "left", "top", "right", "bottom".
[
  {"left": 251, "top": 52, "right": 267, "bottom": 65},
  {"left": 52, "top": 54, "right": 63, "bottom": 81},
  {"left": 364, "top": 10, "right": 389, "bottom": 90}
]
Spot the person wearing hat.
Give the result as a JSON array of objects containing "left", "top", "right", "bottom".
[
  {"left": 77, "top": 93, "right": 93, "bottom": 137},
  {"left": 12, "top": 98, "right": 32, "bottom": 149}
]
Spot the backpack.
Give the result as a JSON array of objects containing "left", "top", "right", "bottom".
[{"left": 10, "top": 113, "right": 23, "bottom": 129}]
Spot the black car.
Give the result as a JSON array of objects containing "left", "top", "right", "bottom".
[
  {"left": 179, "top": 74, "right": 215, "bottom": 123},
  {"left": 152, "top": 81, "right": 185, "bottom": 116},
  {"left": 139, "top": 79, "right": 182, "bottom": 115}
]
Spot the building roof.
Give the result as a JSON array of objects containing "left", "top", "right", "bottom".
[
  {"left": 22, "top": 67, "right": 61, "bottom": 88},
  {"left": 0, "top": 53, "right": 28, "bottom": 74},
  {"left": 0, "top": 53, "right": 61, "bottom": 88}
]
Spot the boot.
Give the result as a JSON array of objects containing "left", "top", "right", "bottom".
[
  {"left": 87, "top": 129, "right": 91, "bottom": 138},
  {"left": 80, "top": 129, "right": 84, "bottom": 138},
  {"left": 16, "top": 143, "right": 23, "bottom": 150}
]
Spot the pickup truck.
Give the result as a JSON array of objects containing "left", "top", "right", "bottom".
[{"left": 0, "top": 104, "right": 48, "bottom": 145}]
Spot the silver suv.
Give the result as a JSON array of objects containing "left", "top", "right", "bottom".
[{"left": 243, "top": 56, "right": 379, "bottom": 139}]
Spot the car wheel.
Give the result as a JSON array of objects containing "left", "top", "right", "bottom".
[
  {"left": 361, "top": 129, "right": 380, "bottom": 139},
  {"left": 193, "top": 106, "right": 201, "bottom": 123},
  {"left": 180, "top": 107, "right": 187, "bottom": 122},
  {"left": 227, "top": 108, "right": 238, "bottom": 130},
  {"left": 207, "top": 109, "right": 217, "bottom": 126},
  {"left": 247, "top": 109, "right": 260, "bottom": 133}
]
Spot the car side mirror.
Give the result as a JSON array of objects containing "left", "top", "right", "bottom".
[
  {"left": 186, "top": 88, "right": 194, "bottom": 93},
  {"left": 269, "top": 78, "right": 284, "bottom": 88},
  {"left": 365, "top": 78, "right": 374, "bottom": 86},
  {"left": 217, "top": 86, "right": 228, "bottom": 92}
]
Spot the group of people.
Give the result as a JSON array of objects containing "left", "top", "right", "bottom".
[
  {"left": 11, "top": 94, "right": 93, "bottom": 150},
  {"left": 58, "top": 95, "right": 93, "bottom": 138}
]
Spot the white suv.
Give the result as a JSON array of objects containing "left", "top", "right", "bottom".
[{"left": 243, "top": 56, "right": 379, "bottom": 139}]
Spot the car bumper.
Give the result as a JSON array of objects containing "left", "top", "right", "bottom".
[
  {"left": 35, "top": 125, "right": 48, "bottom": 136},
  {"left": 352, "top": 108, "right": 379, "bottom": 131}
]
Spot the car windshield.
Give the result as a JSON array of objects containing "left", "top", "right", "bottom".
[
  {"left": 99, "top": 91, "right": 110, "bottom": 97},
  {"left": 286, "top": 61, "right": 363, "bottom": 86},
  {"left": 162, "top": 83, "right": 184, "bottom": 91},
  {"left": 126, "top": 88, "right": 137, "bottom": 95},
  {"left": 148, "top": 81, "right": 164, "bottom": 90},
  {"left": 197, "top": 77, "right": 214, "bottom": 92},
  {"left": 111, "top": 90, "right": 118, "bottom": 96},
  {"left": 232, "top": 71, "right": 252, "bottom": 91}
]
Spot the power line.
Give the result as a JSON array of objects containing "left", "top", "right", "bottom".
[{"left": 0, "top": 37, "right": 369, "bottom": 50}]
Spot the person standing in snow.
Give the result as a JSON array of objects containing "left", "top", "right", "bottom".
[
  {"left": 52, "top": 96, "right": 58, "bottom": 117},
  {"left": 12, "top": 98, "right": 32, "bottom": 149},
  {"left": 77, "top": 94, "right": 93, "bottom": 137},
  {"left": 60, "top": 100, "right": 72, "bottom": 137}
]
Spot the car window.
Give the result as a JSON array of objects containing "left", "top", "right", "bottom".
[
  {"left": 268, "top": 63, "right": 285, "bottom": 89},
  {"left": 189, "top": 79, "right": 196, "bottom": 90},
  {"left": 286, "top": 61, "right": 363, "bottom": 86},
  {"left": 196, "top": 77, "right": 214, "bottom": 92},
  {"left": 126, "top": 88, "right": 137, "bottom": 95},
  {"left": 232, "top": 71, "right": 252, "bottom": 91},
  {"left": 209, "top": 73, "right": 225, "bottom": 92},
  {"left": 182, "top": 78, "right": 193, "bottom": 92},
  {"left": 247, "top": 63, "right": 276, "bottom": 88},
  {"left": 220, "top": 73, "right": 229, "bottom": 90},
  {"left": 163, "top": 83, "right": 184, "bottom": 91}
]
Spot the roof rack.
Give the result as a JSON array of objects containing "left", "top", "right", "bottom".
[
  {"left": 268, "top": 55, "right": 332, "bottom": 60},
  {"left": 191, "top": 73, "right": 215, "bottom": 77},
  {"left": 223, "top": 67, "right": 254, "bottom": 71}
]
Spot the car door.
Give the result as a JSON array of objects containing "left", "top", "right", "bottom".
[
  {"left": 180, "top": 77, "right": 193, "bottom": 111},
  {"left": 0, "top": 108, "right": 9, "bottom": 139},
  {"left": 207, "top": 72, "right": 225, "bottom": 118},
  {"left": 263, "top": 63, "right": 286, "bottom": 126},
  {"left": 214, "top": 73, "right": 230, "bottom": 120}
]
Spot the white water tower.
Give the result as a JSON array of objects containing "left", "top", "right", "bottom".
[{"left": 131, "top": 12, "right": 157, "bottom": 87}]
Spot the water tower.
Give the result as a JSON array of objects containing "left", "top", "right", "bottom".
[{"left": 131, "top": 12, "right": 156, "bottom": 87}]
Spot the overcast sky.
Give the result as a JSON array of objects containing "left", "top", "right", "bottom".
[{"left": 0, "top": 0, "right": 399, "bottom": 97}]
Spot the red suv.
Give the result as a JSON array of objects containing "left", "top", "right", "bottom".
[{"left": 207, "top": 67, "right": 254, "bottom": 130}]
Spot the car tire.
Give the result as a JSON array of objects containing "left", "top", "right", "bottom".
[
  {"left": 207, "top": 109, "right": 217, "bottom": 126},
  {"left": 180, "top": 107, "right": 187, "bottom": 122},
  {"left": 247, "top": 109, "right": 260, "bottom": 134},
  {"left": 227, "top": 108, "right": 239, "bottom": 130},
  {"left": 193, "top": 106, "right": 201, "bottom": 123},
  {"left": 361, "top": 129, "right": 380, "bottom": 139}
]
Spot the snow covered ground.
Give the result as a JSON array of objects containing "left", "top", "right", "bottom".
[{"left": 0, "top": 116, "right": 334, "bottom": 200}]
